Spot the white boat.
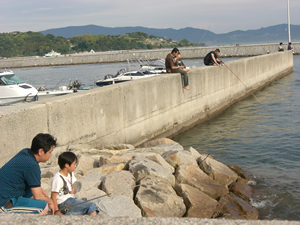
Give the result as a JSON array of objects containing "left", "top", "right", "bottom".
[
  {"left": 0, "top": 70, "right": 74, "bottom": 106},
  {"left": 45, "top": 50, "right": 61, "bottom": 57},
  {"left": 95, "top": 57, "right": 166, "bottom": 86}
]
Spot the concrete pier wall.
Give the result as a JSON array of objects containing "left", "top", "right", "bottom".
[
  {"left": 0, "top": 51, "right": 293, "bottom": 165},
  {"left": 0, "top": 43, "right": 298, "bottom": 69}
]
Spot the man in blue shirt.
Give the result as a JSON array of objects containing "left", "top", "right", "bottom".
[{"left": 0, "top": 133, "right": 57, "bottom": 214}]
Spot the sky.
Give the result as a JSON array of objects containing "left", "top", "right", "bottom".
[{"left": 1, "top": 0, "right": 299, "bottom": 34}]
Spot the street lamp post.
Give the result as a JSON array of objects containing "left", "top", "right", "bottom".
[{"left": 287, "top": 0, "right": 291, "bottom": 43}]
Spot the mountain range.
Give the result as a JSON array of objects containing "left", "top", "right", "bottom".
[{"left": 40, "top": 24, "right": 300, "bottom": 46}]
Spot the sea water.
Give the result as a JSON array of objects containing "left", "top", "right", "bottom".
[
  {"left": 173, "top": 55, "right": 300, "bottom": 220},
  {"left": 5, "top": 55, "right": 300, "bottom": 220}
]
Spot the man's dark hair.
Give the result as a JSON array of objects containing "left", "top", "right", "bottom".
[
  {"left": 31, "top": 133, "right": 57, "bottom": 154},
  {"left": 171, "top": 48, "right": 179, "bottom": 53},
  {"left": 215, "top": 49, "right": 220, "bottom": 52},
  {"left": 58, "top": 152, "right": 78, "bottom": 169}
]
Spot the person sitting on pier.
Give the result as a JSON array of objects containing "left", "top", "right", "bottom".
[
  {"left": 204, "top": 49, "right": 223, "bottom": 66},
  {"left": 278, "top": 42, "right": 284, "bottom": 52},
  {"left": 287, "top": 42, "right": 294, "bottom": 52},
  {"left": 165, "top": 48, "right": 189, "bottom": 90},
  {"left": 0, "top": 133, "right": 56, "bottom": 214},
  {"left": 174, "top": 52, "right": 190, "bottom": 72}
]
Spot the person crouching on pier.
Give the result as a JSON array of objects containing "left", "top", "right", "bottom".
[
  {"left": 165, "top": 48, "right": 190, "bottom": 90},
  {"left": 204, "top": 49, "right": 223, "bottom": 66}
]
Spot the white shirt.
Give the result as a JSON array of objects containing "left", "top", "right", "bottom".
[{"left": 51, "top": 171, "right": 77, "bottom": 205}]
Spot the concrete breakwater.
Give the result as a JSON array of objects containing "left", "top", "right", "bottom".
[
  {"left": 0, "top": 43, "right": 298, "bottom": 69},
  {"left": 37, "top": 138, "right": 257, "bottom": 219},
  {"left": 0, "top": 51, "right": 293, "bottom": 166}
]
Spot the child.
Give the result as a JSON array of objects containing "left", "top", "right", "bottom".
[{"left": 51, "top": 152, "right": 99, "bottom": 216}]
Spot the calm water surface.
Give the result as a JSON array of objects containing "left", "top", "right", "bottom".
[
  {"left": 173, "top": 55, "right": 300, "bottom": 220},
  {"left": 4, "top": 56, "right": 299, "bottom": 220}
]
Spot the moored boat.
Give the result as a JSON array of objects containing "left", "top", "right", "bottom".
[{"left": 0, "top": 69, "right": 74, "bottom": 106}]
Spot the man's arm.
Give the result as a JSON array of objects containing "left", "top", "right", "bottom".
[
  {"left": 31, "top": 187, "right": 54, "bottom": 214},
  {"left": 211, "top": 53, "right": 219, "bottom": 65}
]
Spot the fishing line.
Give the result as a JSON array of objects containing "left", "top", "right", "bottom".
[
  {"left": 198, "top": 8, "right": 222, "bottom": 44},
  {"left": 221, "top": 60, "right": 260, "bottom": 103}
]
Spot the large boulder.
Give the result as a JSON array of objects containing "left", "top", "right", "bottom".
[
  {"left": 75, "top": 173, "right": 104, "bottom": 192},
  {"left": 95, "top": 195, "right": 142, "bottom": 217},
  {"left": 228, "top": 182, "right": 254, "bottom": 202},
  {"left": 76, "top": 154, "right": 97, "bottom": 173},
  {"left": 114, "top": 152, "right": 174, "bottom": 173},
  {"left": 186, "top": 147, "right": 202, "bottom": 161},
  {"left": 213, "top": 193, "right": 259, "bottom": 220},
  {"left": 129, "top": 157, "right": 175, "bottom": 186},
  {"left": 198, "top": 155, "right": 238, "bottom": 186},
  {"left": 101, "top": 170, "right": 136, "bottom": 198},
  {"left": 175, "top": 183, "right": 217, "bottom": 218},
  {"left": 135, "top": 176, "right": 186, "bottom": 217},
  {"left": 175, "top": 164, "right": 228, "bottom": 200},
  {"left": 99, "top": 155, "right": 132, "bottom": 167},
  {"left": 75, "top": 187, "right": 106, "bottom": 200},
  {"left": 121, "top": 147, "right": 174, "bottom": 156},
  {"left": 138, "top": 138, "right": 178, "bottom": 148},
  {"left": 162, "top": 150, "right": 198, "bottom": 168},
  {"left": 98, "top": 162, "right": 126, "bottom": 174},
  {"left": 227, "top": 164, "right": 252, "bottom": 184}
]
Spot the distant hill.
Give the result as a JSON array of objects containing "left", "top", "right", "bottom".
[{"left": 40, "top": 24, "right": 300, "bottom": 46}]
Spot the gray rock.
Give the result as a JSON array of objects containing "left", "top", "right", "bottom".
[
  {"left": 228, "top": 182, "right": 254, "bottom": 202},
  {"left": 103, "top": 144, "right": 135, "bottom": 150},
  {"left": 76, "top": 154, "right": 97, "bottom": 172},
  {"left": 175, "top": 183, "right": 217, "bottom": 218},
  {"left": 95, "top": 195, "right": 142, "bottom": 217},
  {"left": 162, "top": 150, "right": 198, "bottom": 168},
  {"left": 198, "top": 155, "right": 238, "bottom": 186},
  {"left": 227, "top": 164, "right": 252, "bottom": 184},
  {"left": 129, "top": 156, "right": 175, "bottom": 186},
  {"left": 98, "top": 162, "right": 126, "bottom": 174},
  {"left": 186, "top": 147, "right": 202, "bottom": 161},
  {"left": 99, "top": 155, "right": 132, "bottom": 167},
  {"left": 138, "top": 138, "right": 179, "bottom": 148},
  {"left": 76, "top": 173, "right": 105, "bottom": 192},
  {"left": 175, "top": 164, "right": 228, "bottom": 200},
  {"left": 115, "top": 152, "right": 174, "bottom": 173},
  {"left": 101, "top": 170, "right": 136, "bottom": 198},
  {"left": 135, "top": 176, "right": 186, "bottom": 217},
  {"left": 75, "top": 187, "right": 106, "bottom": 200},
  {"left": 213, "top": 193, "right": 259, "bottom": 220}
]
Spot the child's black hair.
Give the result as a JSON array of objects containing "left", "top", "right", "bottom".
[{"left": 58, "top": 152, "right": 78, "bottom": 169}]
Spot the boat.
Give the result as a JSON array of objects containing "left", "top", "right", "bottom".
[
  {"left": 95, "top": 57, "right": 166, "bottom": 87},
  {"left": 0, "top": 69, "right": 74, "bottom": 106},
  {"left": 45, "top": 50, "right": 61, "bottom": 57}
]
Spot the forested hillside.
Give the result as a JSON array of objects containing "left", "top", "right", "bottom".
[{"left": 0, "top": 31, "right": 204, "bottom": 58}]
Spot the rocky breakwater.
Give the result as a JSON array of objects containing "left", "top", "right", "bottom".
[{"left": 41, "top": 138, "right": 258, "bottom": 219}]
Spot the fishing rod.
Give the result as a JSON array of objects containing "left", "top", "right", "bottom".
[
  {"left": 198, "top": 153, "right": 210, "bottom": 165},
  {"left": 220, "top": 60, "right": 260, "bottom": 103},
  {"left": 58, "top": 177, "right": 162, "bottom": 213}
]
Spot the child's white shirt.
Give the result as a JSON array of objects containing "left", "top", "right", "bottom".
[{"left": 51, "top": 171, "right": 77, "bottom": 205}]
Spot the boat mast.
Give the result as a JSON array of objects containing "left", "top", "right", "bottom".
[{"left": 287, "top": 0, "right": 291, "bottom": 42}]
